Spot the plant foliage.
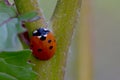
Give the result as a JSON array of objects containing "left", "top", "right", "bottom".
[{"left": 0, "top": 1, "right": 38, "bottom": 80}]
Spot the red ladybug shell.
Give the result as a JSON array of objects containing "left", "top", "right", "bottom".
[{"left": 30, "top": 28, "right": 56, "bottom": 60}]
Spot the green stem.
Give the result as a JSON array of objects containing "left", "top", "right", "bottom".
[
  {"left": 33, "top": 0, "right": 81, "bottom": 80},
  {"left": 14, "top": 0, "right": 82, "bottom": 80},
  {"left": 50, "top": 0, "right": 81, "bottom": 80},
  {"left": 14, "top": 0, "right": 46, "bottom": 36}
]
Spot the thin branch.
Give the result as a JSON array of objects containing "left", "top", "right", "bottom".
[{"left": 14, "top": 0, "right": 47, "bottom": 36}]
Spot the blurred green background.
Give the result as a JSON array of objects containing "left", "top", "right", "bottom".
[
  {"left": 91, "top": 0, "right": 120, "bottom": 80},
  {"left": 38, "top": 0, "right": 57, "bottom": 21}
]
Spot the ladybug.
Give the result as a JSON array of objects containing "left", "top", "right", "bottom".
[{"left": 30, "top": 28, "right": 56, "bottom": 60}]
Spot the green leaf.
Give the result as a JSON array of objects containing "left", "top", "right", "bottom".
[
  {"left": 0, "top": 18, "right": 23, "bottom": 51},
  {"left": 0, "top": 1, "right": 16, "bottom": 26},
  {"left": 0, "top": 24, "right": 8, "bottom": 50},
  {"left": 0, "top": 59, "right": 37, "bottom": 80},
  {"left": 18, "top": 11, "right": 39, "bottom": 22},
  {"left": 0, "top": 72, "right": 17, "bottom": 80},
  {"left": 0, "top": 50, "right": 37, "bottom": 80},
  {"left": 0, "top": 50, "right": 32, "bottom": 68},
  {"left": 0, "top": 12, "right": 10, "bottom": 25},
  {"left": 0, "top": 1, "right": 16, "bottom": 17},
  {"left": 0, "top": 1, "right": 27, "bottom": 51}
]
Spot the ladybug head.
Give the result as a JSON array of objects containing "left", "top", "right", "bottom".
[{"left": 33, "top": 28, "right": 50, "bottom": 40}]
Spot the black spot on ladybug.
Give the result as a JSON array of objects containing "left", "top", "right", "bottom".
[
  {"left": 40, "top": 36, "right": 46, "bottom": 41},
  {"left": 49, "top": 46, "right": 53, "bottom": 49},
  {"left": 48, "top": 40, "right": 52, "bottom": 43},
  {"left": 38, "top": 48, "right": 42, "bottom": 52}
]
